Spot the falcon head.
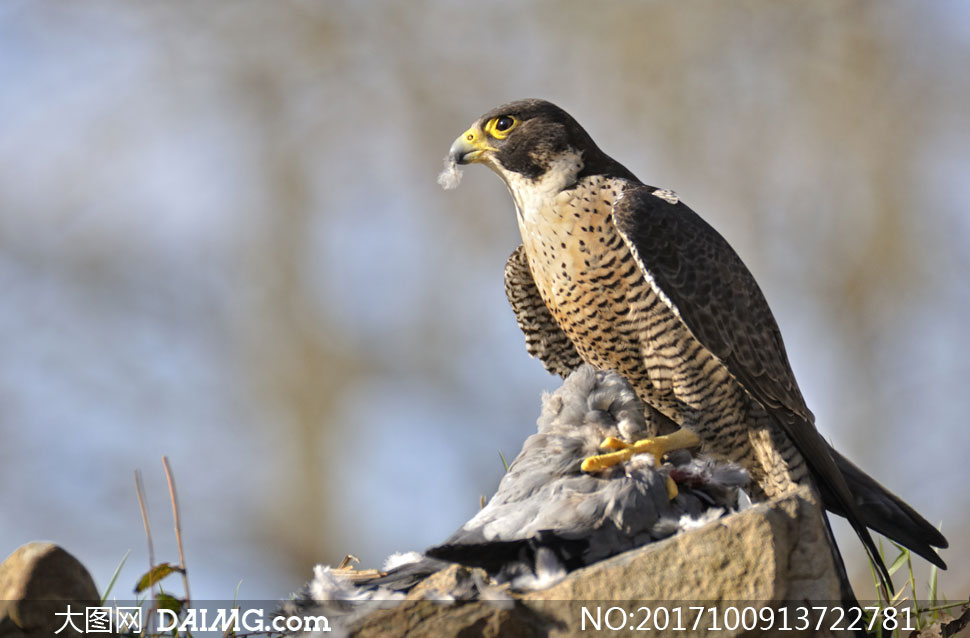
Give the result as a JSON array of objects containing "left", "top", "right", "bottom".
[{"left": 447, "top": 99, "right": 636, "bottom": 188}]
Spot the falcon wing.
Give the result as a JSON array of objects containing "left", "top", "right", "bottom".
[
  {"left": 610, "top": 184, "right": 891, "bottom": 587},
  {"left": 505, "top": 244, "right": 585, "bottom": 378}
]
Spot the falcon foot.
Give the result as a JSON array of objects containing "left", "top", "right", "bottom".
[{"left": 581, "top": 429, "right": 701, "bottom": 499}]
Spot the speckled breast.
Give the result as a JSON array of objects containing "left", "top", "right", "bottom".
[{"left": 516, "top": 176, "right": 682, "bottom": 416}]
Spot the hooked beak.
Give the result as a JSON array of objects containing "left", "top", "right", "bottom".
[{"left": 448, "top": 125, "right": 496, "bottom": 165}]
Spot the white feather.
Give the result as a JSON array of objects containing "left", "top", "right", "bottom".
[{"left": 437, "top": 156, "right": 463, "bottom": 190}]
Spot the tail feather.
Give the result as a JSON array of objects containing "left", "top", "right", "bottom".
[
  {"left": 819, "top": 510, "right": 873, "bottom": 637},
  {"left": 822, "top": 446, "right": 947, "bottom": 569}
]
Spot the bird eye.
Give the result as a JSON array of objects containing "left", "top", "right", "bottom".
[{"left": 486, "top": 115, "right": 518, "bottom": 139}]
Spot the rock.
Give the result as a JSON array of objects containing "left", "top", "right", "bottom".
[
  {"left": 914, "top": 602, "right": 970, "bottom": 638},
  {"left": 345, "top": 487, "right": 844, "bottom": 637},
  {"left": 0, "top": 542, "right": 99, "bottom": 638},
  {"left": 522, "top": 485, "right": 840, "bottom": 603}
]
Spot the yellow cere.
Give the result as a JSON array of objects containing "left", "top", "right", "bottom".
[{"left": 459, "top": 126, "right": 497, "bottom": 152}]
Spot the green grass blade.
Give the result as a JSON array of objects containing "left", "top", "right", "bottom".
[
  {"left": 928, "top": 563, "right": 939, "bottom": 624},
  {"left": 101, "top": 550, "right": 131, "bottom": 603},
  {"left": 905, "top": 548, "right": 920, "bottom": 626},
  {"left": 887, "top": 549, "right": 908, "bottom": 577},
  {"left": 866, "top": 550, "right": 882, "bottom": 605}
]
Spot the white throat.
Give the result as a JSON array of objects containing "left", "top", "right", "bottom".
[{"left": 497, "top": 150, "right": 584, "bottom": 223}]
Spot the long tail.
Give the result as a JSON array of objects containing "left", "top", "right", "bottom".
[{"left": 820, "top": 445, "right": 947, "bottom": 569}]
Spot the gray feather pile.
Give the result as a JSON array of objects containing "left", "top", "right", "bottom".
[
  {"left": 279, "top": 366, "right": 748, "bottom": 632},
  {"left": 426, "top": 366, "right": 748, "bottom": 579}
]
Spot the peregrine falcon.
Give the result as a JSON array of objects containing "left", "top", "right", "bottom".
[{"left": 443, "top": 99, "right": 947, "bottom": 591}]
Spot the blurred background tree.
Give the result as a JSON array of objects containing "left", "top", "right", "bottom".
[{"left": 1, "top": 0, "right": 967, "bottom": 599}]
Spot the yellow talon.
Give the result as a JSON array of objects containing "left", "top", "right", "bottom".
[
  {"left": 598, "top": 436, "right": 630, "bottom": 451},
  {"left": 582, "top": 429, "right": 700, "bottom": 499},
  {"left": 665, "top": 476, "right": 679, "bottom": 500},
  {"left": 580, "top": 447, "right": 636, "bottom": 472},
  {"left": 580, "top": 428, "right": 702, "bottom": 475}
]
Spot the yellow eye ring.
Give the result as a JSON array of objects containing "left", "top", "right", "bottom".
[{"left": 485, "top": 115, "right": 518, "bottom": 139}]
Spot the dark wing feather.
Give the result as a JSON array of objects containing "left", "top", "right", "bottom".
[
  {"left": 615, "top": 189, "right": 808, "bottom": 419},
  {"left": 610, "top": 185, "right": 893, "bottom": 589},
  {"left": 505, "top": 245, "right": 584, "bottom": 378}
]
